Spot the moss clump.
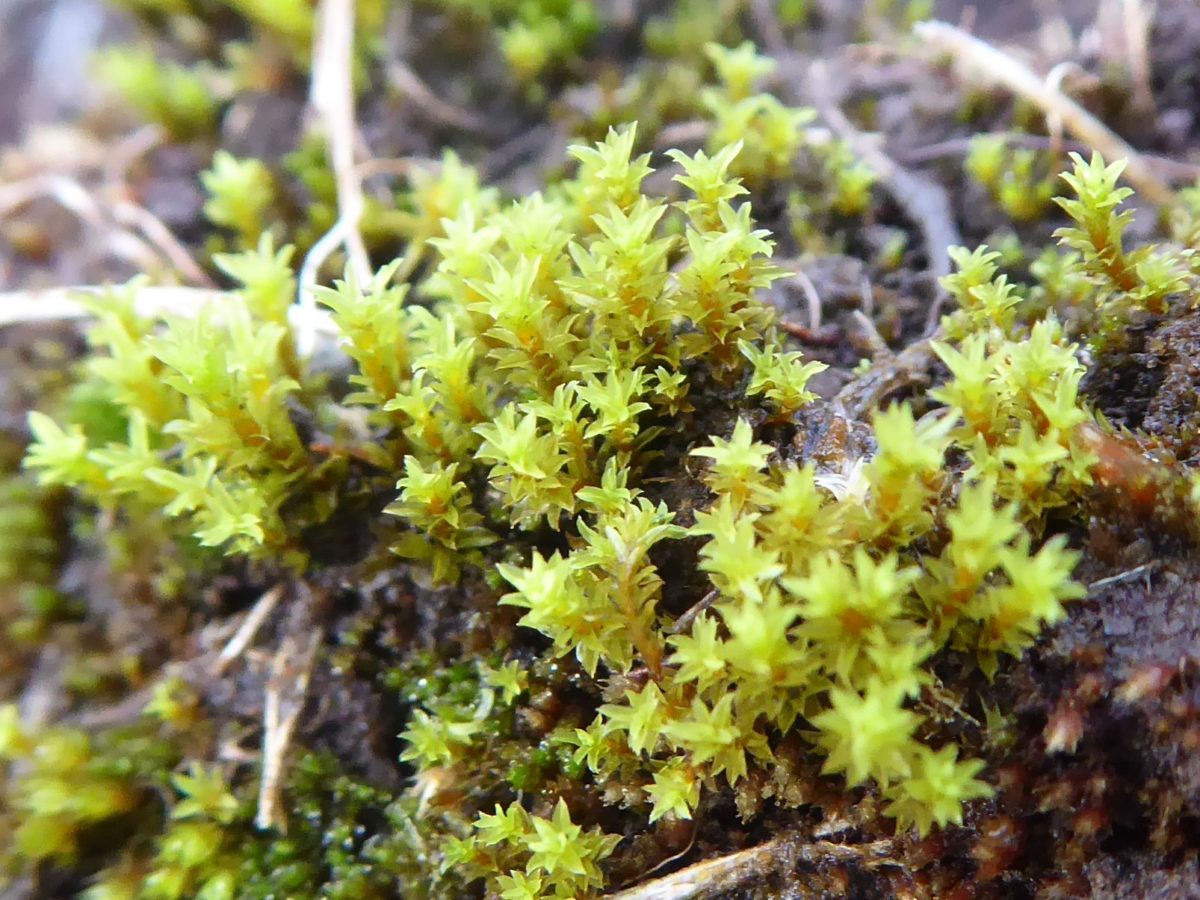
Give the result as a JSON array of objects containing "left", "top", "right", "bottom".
[
  {"left": 0, "top": 708, "right": 175, "bottom": 880},
  {"left": 15, "top": 123, "right": 1164, "bottom": 896},
  {"left": 0, "top": 474, "right": 68, "bottom": 651},
  {"left": 965, "top": 134, "right": 1058, "bottom": 223}
]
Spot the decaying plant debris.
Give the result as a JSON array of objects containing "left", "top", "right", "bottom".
[{"left": 3, "top": 1, "right": 1200, "bottom": 898}]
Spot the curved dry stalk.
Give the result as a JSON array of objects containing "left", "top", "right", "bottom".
[
  {"left": 913, "top": 18, "right": 1177, "bottom": 208},
  {"left": 386, "top": 59, "right": 498, "bottom": 135},
  {"left": 610, "top": 837, "right": 787, "bottom": 900},
  {"left": 1042, "top": 61, "right": 1086, "bottom": 155},
  {"left": 806, "top": 61, "right": 962, "bottom": 303},
  {"left": 0, "top": 286, "right": 339, "bottom": 338},
  {"left": 301, "top": 0, "right": 371, "bottom": 358},
  {"left": 610, "top": 836, "right": 898, "bottom": 900},
  {"left": 1121, "top": 0, "right": 1156, "bottom": 114},
  {"left": 0, "top": 171, "right": 213, "bottom": 286},
  {"left": 256, "top": 628, "right": 322, "bottom": 832},
  {"left": 110, "top": 197, "right": 213, "bottom": 287},
  {"left": 779, "top": 262, "right": 825, "bottom": 331},
  {"left": 102, "top": 123, "right": 164, "bottom": 189},
  {"left": 297, "top": 219, "right": 353, "bottom": 355},
  {"left": 213, "top": 585, "right": 286, "bottom": 676},
  {"left": 834, "top": 330, "right": 940, "bottom": 422},
  {"left": 355, "top": 156, "right": 442, "bottom": 181},
  {"left": 651, "top": 120, "right": 711, "bottom": 150},
  {"left": 897, "top": 135, "right": 1200, "bottom": 181}
]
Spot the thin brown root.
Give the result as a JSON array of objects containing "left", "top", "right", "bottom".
[
  {"left": 913, "top": 18, "right": 1177, "bottom": 207},
  {"left": 670, "top": 590, "right": 719, "bottom": 635},
  {"left": 615, "top": 822, "right": 698, "bottom": 891},
  {"left": 255, "top": 628, "right": 322, "bottom": 832},
  {"left": 1, "top": 170, "right": 212, "bottom": 286},
  {"left": 386, "top": 60, "right": 497, "bottom": 135}
]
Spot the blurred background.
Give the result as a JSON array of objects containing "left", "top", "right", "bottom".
[{"left": 0, "top": 0, "right": 1107, "bottom": 145}]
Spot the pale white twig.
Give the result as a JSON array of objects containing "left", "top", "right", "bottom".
[
  {"left": 1088, "top": 562, "right": 1155, "bottom": 591},
  {"left": 256, "top": 629, "right": 322, "bottom": 832},
  {"left": 854, "top": 312, "right": 892, "bottom": 357},
  {"left": 610, "top": 837, "right": 897, "bottom": 900},
  {"left": 301, "top": 0, "right": 370, "bottom": 358},
  {"left": 0, "top": 286, "right": 339, "bottom": 338},
  {"left": 1043, "top": 61, "right": 1083, "bottom": 156},
  {"left": 213, "top": 585, "right": 286, "bottom": 676},
  {"left": 312, "top": 0, "right": 369, "bottom": 282},
  {"left": 609, "top": 839, "right": 787, "bottom": 900},
  {"left": 0, "top": 286, "right": 219, "bottom": 327},
  {"left": 297, "top": 220, "right": 349, "bottom": 356},
  {"left": 914, "top": 18, "right": 1177, "bottom": 207},
  {"left": 1121, "top": 0, "right": 1156, "bottom": 114},
  {"left": 789, "top": 264, "right": 823, "bottom": 332},
  {"left": 859, "top": 276, "right": 875, "bottom": 319},
  {"left": 898, "top": 135, "right": 1200, "bottom": 181}
]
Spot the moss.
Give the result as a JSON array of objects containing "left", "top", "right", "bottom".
[
  {"left": 9, "top": 2, "right": 1200, "bottom": 894},
  {"left": 0, "top": 711, "right": 180, "bottom": 882},
  {"left": 965, "top": 135, "right": 1058, "bottom": 223},
  {"left": 0, "top": 475, "right": 68, "bottom": 656},
  {"left": 16, "top": 124, "right": 1159, "bottom": 895}
]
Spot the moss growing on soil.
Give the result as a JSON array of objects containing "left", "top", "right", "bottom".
[{"left": 4, "top": 1, "right": 1200, "bottom": 898}]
